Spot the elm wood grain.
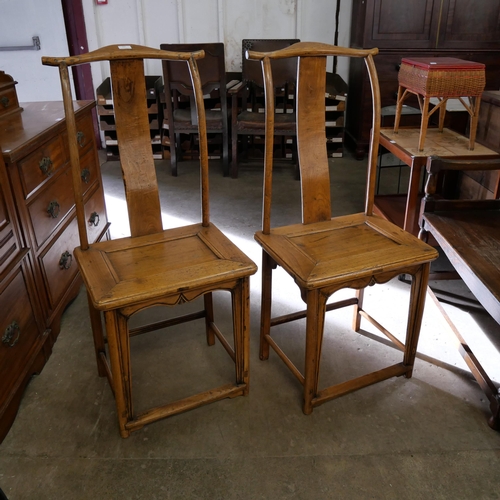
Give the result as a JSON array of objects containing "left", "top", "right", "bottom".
[
  {"left": 42, "top": 45, "right": 257, "bottom": 438},
  {"left": 248, "top": 41, "right": 438, "bottom": 415},
  {"left": 419, "top": 155, "right": 500, "bottom": 429}
]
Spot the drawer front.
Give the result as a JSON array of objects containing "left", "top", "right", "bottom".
[
  {"left": 85, "top": 184, "right": 108, "bottom": 244},
  {"left": 28, "top": 167, "right": 75, "bottom": 250},
  {"left": 0, "top": 87, "right": 20, "bottom": 120},
  {"left": 18, "top": 135, "right": 67, "bottom": 199},
  {"left": 75, "top": 112, "right": 96, "bottom": 154},
  {"left": 0, "top": 265, "right": 40, "bottom": 403},
  {"left": 80, "top": 149, "right": 99, "bottom": 198},
  {"left": 40, "top": 216, "right": 80, "bottom": 309}
]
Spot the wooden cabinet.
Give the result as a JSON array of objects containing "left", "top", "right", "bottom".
[
  {"left": 346, "top": 0, "right": 500, "bottom": 159},
  {"left": 0, "top": 100, "right": 109, "bottom": 443}
]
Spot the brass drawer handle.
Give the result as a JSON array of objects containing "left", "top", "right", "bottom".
[
  {"left": 39, "top": 157, "right": 53, "bottom": 176},
  {"left": 2, "top": 321, "right": 20, "bottom": 347},
  {"left": 88, "top": 211, "right": 100, "bottom": 227},
  {"left": 59, "top": 251, "right": 73, "bottom": 270},
  {"left": 47, "top": 200, "right": 61, "bottom": 218},
  {"left": 81, "top": 168, "right": 90, "bottom": 183},
  {"left": 1, "top": 96, "right": 9, "bottom": 108},
  {"left": 77, "top": 131, "right": 85, "bottom": 147}
]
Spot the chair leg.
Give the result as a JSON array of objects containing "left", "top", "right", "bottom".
[
  {"left": 231, "top": 132, "right": 239, "bottom": 178},
  {"left": 204, "top": 292, "right": 215, "bottom": 346},
  {"left": 403, "top": 262, "right": 431, "bottom": 377},
  {"left": 303, "top": 288, "right": 327, "bottom": 415},
  {"left": 86, "top": 291, "right": 107, "bottom": 378},
  {"left": 232, "top": 277, "right": 251, "bottom": 395},
  {"left": 418, "top": 97, "right": 431, "bottom": 151},
  {"left": 352, "top": 288, "right": 364, "bottom": 332},
  {"left": 222, "top": 130, "right": 229, "bottom": 177},
  {"left": 170, "top": 132, "right": 181, "bottom": 176},
  {"left": 260, "top": 250, "right": 274, "bottom": 361},
  {"left": 104, "top": 310, "right": 133, "bottom": 438}
]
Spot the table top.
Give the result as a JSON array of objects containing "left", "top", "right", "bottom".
[
  {"left": 380, "top": 127, "right": 499, "bottom": 159},
  {"left": 1, "top": 100, "right": 94, "bottom": 162}
]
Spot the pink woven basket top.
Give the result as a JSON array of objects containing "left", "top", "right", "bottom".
[{"left": 401, "top": 57, "right": 485, "bottom": 71}]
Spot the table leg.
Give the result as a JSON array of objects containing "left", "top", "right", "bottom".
[
  {"left": 418, "top": 96, "right": 431, "bottom": 151},
  {"left": 468, "top": 95, "right": 482, "bottom": 150},
  {"left": 404, "top": 157, "right": 426, "bottom": 235}
]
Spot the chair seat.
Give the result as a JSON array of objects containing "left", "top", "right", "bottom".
[
  {"left": 255, "top": 213, "right": 437, "bottom": 290},
  {"left": 236, "top": 110, "right": 296, "bottom": 131},
  {"left": 173, "top": 108, "right": 225, "bottom": 129},
  {"left": 76, "top": 222, "right": 257, "bottom": 311}
]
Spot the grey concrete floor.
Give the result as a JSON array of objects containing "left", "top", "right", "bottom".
[{"left": 1, "top": 153, "right": 500, "bottom": 499}]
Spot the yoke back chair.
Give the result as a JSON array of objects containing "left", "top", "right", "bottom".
[
  {"left": 419, "top": 155, "right": 500, "bottom": 429},
  {"left": 249, "top": 41, "right": 438, "bottom": 415},
  {"left": 229, "top": 39, "right": 299, "bottom": 178},
  {"left": 161, "top": 42, "right": 229, "bottom": 177},
  {"left": 42, "top": 45, "right": 257, "bottom": 438}
]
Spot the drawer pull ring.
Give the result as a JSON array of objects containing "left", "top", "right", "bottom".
[
  {"left": 1, "top": 96, "right": 9, "bottom": 108},
  {"left": 39, "top": 157, "right": 53, "bottom": 176},
  {"left": 59, "top": 251, "right": 73, "bottom": 270},
  {"left": 47, "top": 200, "right": 60, "bottom": 218},
  {"left": 81, "top": 168, "right": 90, "bottom": 183},
  {"left": 2, "top": 321, "right": 20, "bottom": 347},
  {"left": 77, "top": 131, "right": 85, "bottom": 147},
  {"left": 89, "top": 212, "right": 100, "bottom": 227}
]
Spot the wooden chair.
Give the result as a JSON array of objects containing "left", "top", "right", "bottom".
[
  {"left": 419, "top": 155, "right": 500, "bottom": 429},
  {"left": 161, "top": 42, "right": 230, "bottom": 177},
  {"left": 229, "top": 39, "right": 299, "bottom": 178},
  {"left": 42, "top": 45, "right": 257, "bottom": 438},
  {"left": 248, "top": 41, "right": 438, "bottom": 415}
]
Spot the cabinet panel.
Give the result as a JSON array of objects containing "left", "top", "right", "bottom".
[
  {"left": 439, "top": 0, "right": 500, "bottom": 48},
  {"left": 28, "top": 167, "right": 74, "bottom": 249},
  {"left": 0, "top": 266, "right": 41, "bottom": 404},
  {"left": 0, "top": 180, "right": 23, "bottom": 276},
  {"left": 85, "top": 184, "right": 109, "bottom": 245},
  {"left": 39, "top": 214, "right": 80, "bottom": 310},
  {"left": 354, "top": 0, "right": 441, "bottom": 49},
  {"left": 18, "top": 135, "right": 67, "bottom": 199}
]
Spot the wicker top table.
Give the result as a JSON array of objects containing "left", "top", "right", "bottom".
[{"left": 393, "top": 57, "right": 485, "bottom": 152}]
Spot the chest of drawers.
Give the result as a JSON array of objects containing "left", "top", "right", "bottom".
[{"left": 0, "top": 100, "right": 109, "bottom": 442}]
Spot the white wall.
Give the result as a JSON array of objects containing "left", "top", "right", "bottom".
[
  {"left": 0, "top": 0, "right": 69, "bottom": 101},
  {"left": 0, "top": 0, "right": 353, "bottom": 102},
  {"left": 85, "top": 0, "right": 353, "bottom": 93}
]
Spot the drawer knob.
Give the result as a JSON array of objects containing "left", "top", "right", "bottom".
[
  {"left": 77, "top": 131, "right": 85, "bottom": 147},
  {"left": 47, "top": 200, "right": 61, "bottom": 218},
  {"left": 39, "top": 157, "right": 53, "bottom": 176},
  {"left": 81, "top": 168, "right": 90, "bottom": 183},
  {"left": 2, "top": 321, "right": 20, "bottom": 347},
  {"left": 1, "top": 96, "right": 9, "bottom": 108},
  {"left": 88, "top": 211, "right": 100, "bottom": 227},
  {"left": 59, "top": 251, "right": 73, "bottom": 270}
]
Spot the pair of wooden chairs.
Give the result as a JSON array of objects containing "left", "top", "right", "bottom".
[{"left": 43, "top": 42, "right": 437, "bottom": 437}]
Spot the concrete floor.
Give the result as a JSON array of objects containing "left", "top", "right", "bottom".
[{"left": 1, "top": 153, "right": 500, "bottom": 499}]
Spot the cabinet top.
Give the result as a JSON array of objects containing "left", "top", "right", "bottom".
[{"left": 1, "top": 100, "right": 94, "bottom": 162}]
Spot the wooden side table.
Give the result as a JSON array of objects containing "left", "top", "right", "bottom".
[
  {"left": 394, "top": 57, "right": 485, "bottom": 151},
  {"left": 375, "top": 127, "right": 499, "bottom": 236}
]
